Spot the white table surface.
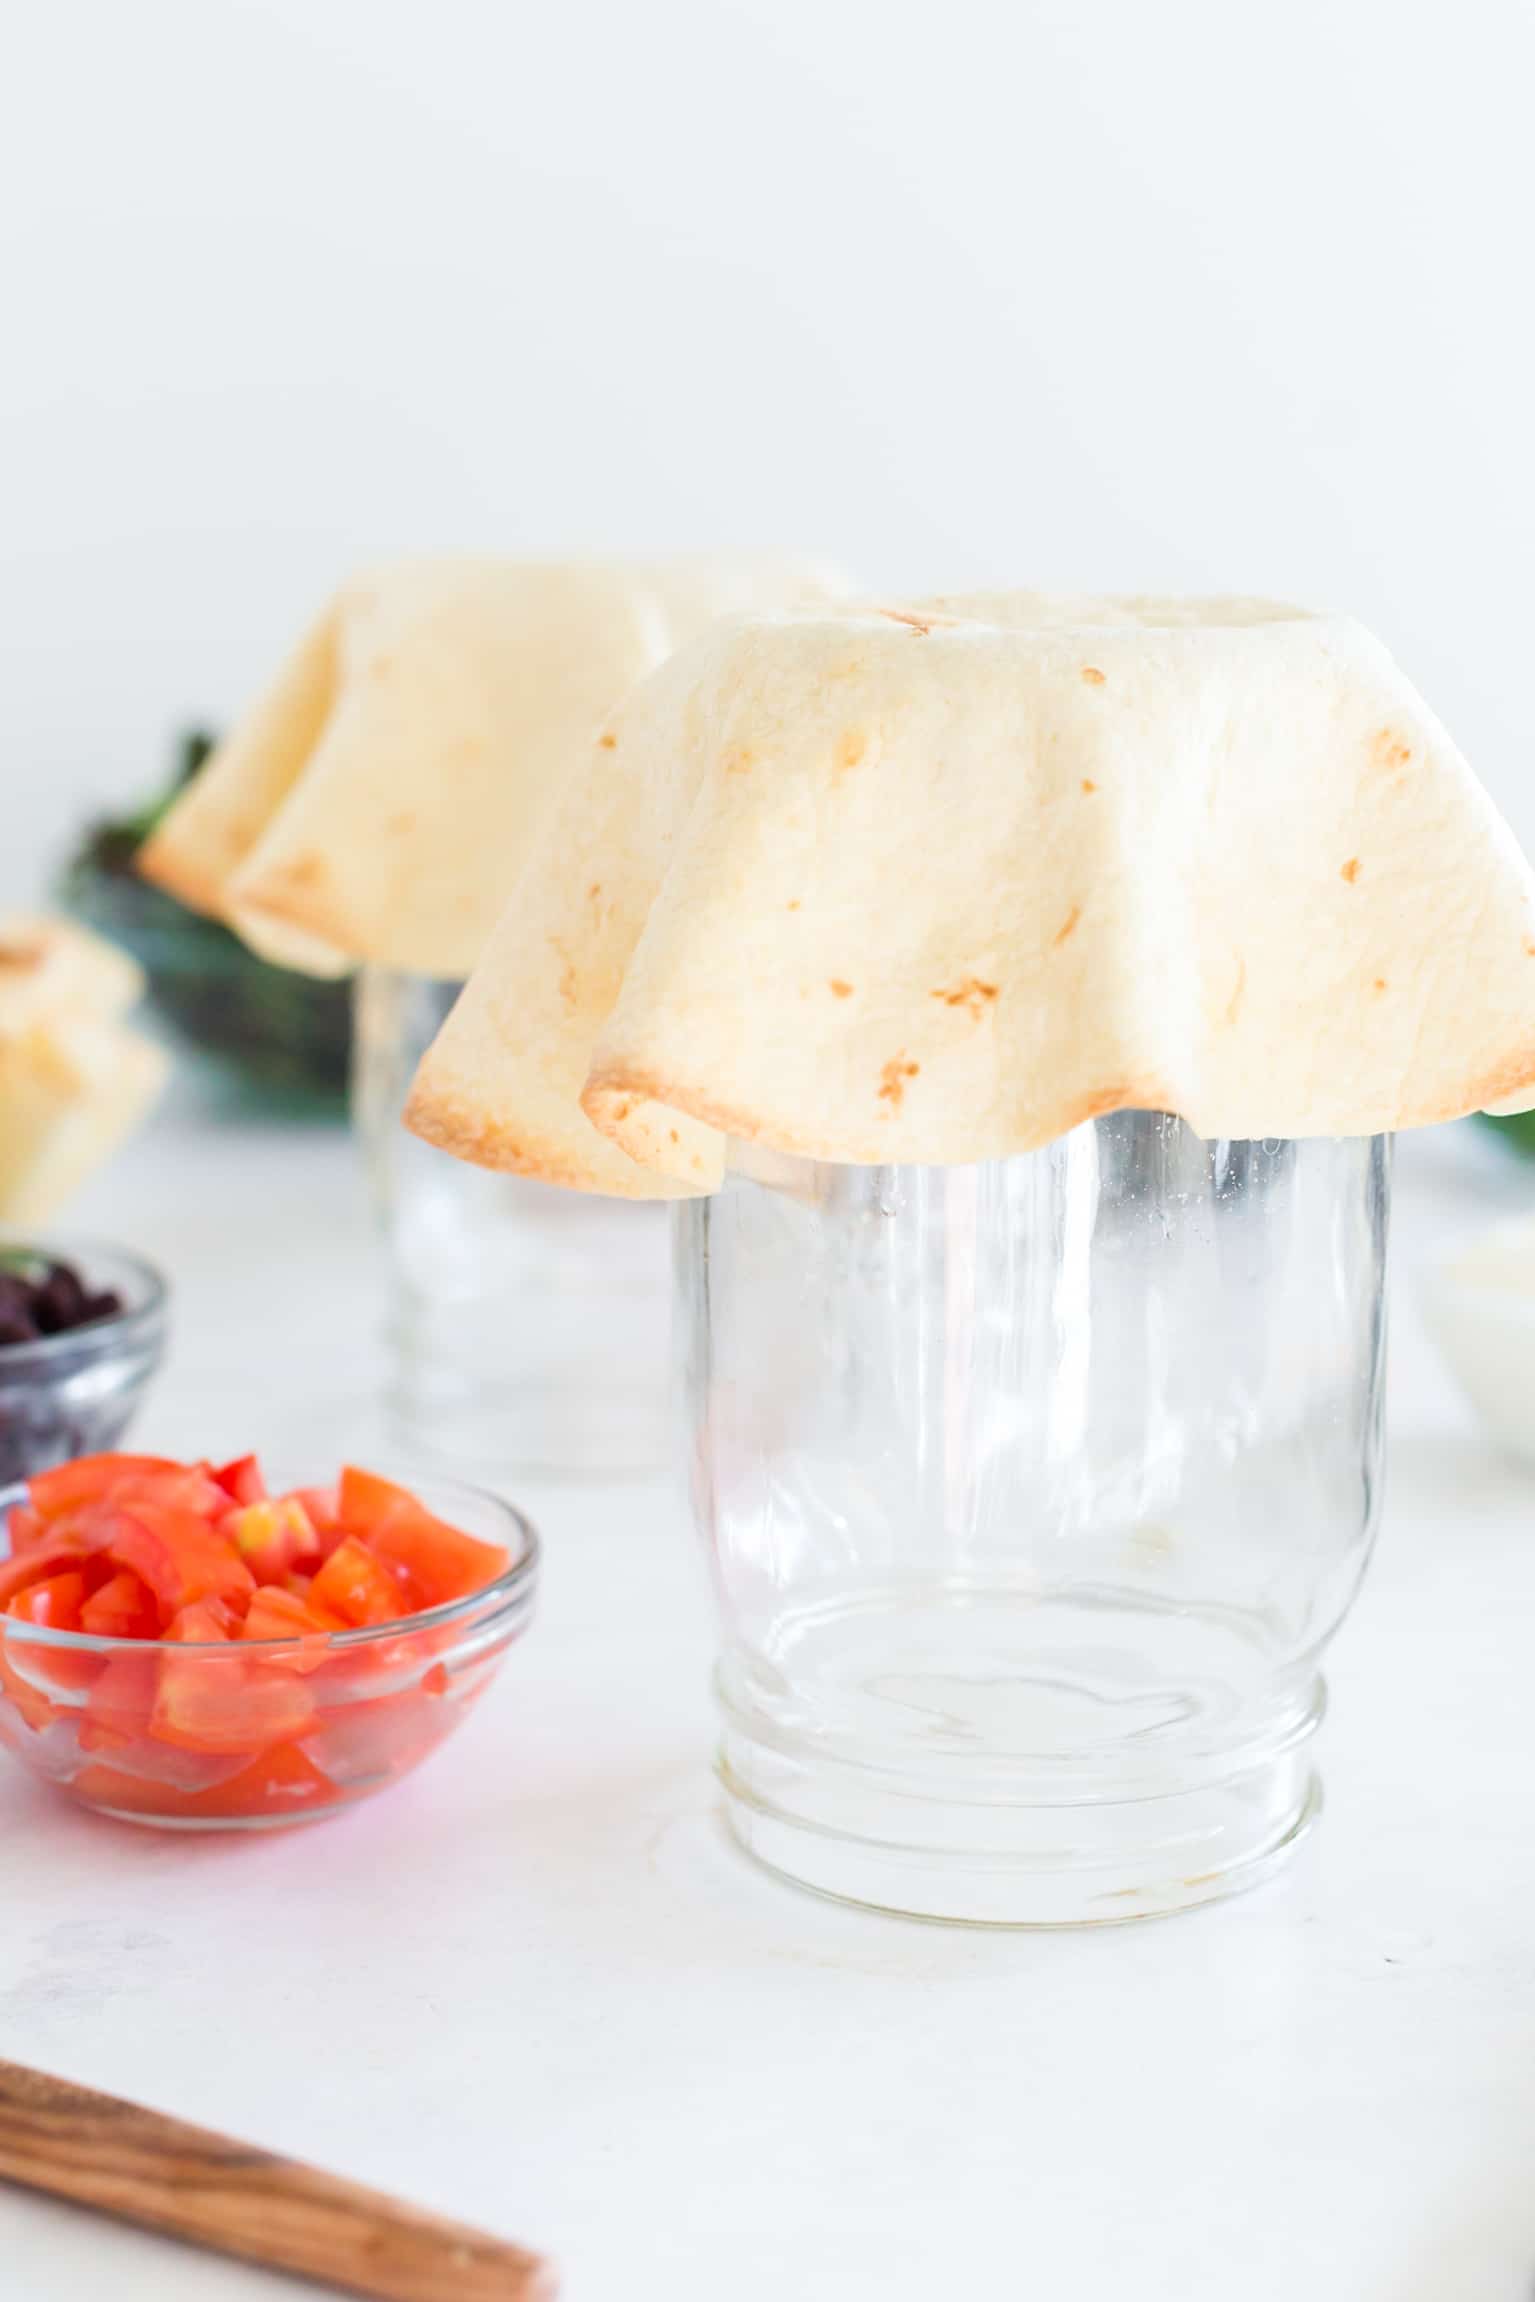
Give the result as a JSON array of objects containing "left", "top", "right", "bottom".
[{"left": 3, "top": 1109, "right": 1535, "bottom": 2301}]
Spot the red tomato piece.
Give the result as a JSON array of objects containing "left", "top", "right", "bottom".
[
  {"left": 337, "top": 1466, "right": 509, "bottom": 1607},
  {"left": 5, "top": 1503, "right": 47, "bottom": 1554},
  {"left": 223, "top": 1498, "right": 320, "bottom": 1585},
  {"left": 27, "top": 1455, "right": 181, "bottom": 1519},
  {"left": 293, "top": 1484, "right": 340, "bottom": 1533},
  {"left": 107, "top": 1505, "right": 255, "bottom": 1624},
  {"left": 242, "top": 1586, "right": 335, "bottom": 1643},
  {"left": 0, "top": 1640, "right": 61, "bottom": 1733},
  {"left": 305, "top": 1687, "right": 457, "bottom": 1788},
  {"left": 335, "top": 1466, "right": 416, "bottom": 1535},
  {"left": 111, "top": 1467, "right": 230, "bottom": 1523},
  {"left": 0, "top": 1533, "right": 108, "bottom": 1611},
  {"left": 79, "top": 1569, "right": 160, "bottom": 1639},
  {"left": 5, "top": 1572, "right": 102, "bottom": 1696},
  {"left": 213, "top": 1454, "right": 267, "bottom": 1508},
  {"left": 195, "top": 1740, "right": 336, "bottom": 1817},
  {"left": 152, "top": 1650, "right": 315, "bottom": 1754},
  {"left": 81, "top": 1651, "right": 159, "bottom": 1750},
  {"left": 308, "top": 1536, "right": 404, "bottom": 1628},
  {"left": 8, "top": 1570, "right": 88, "bottom": 1631},
  {"left": 164, "top": 1598, "right": 241, "bottom": 1642},
  {"left": 363, "top": 1514, "right": 509, "bottom": 1611},
  {"left": 75, "top": 1740, "right": 339, "bottom": 1822}
]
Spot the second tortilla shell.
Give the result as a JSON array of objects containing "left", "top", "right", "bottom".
[
  {"left": 406, "top": 594, "right": 1535, "bottom": 1194},
  {"left": 139, "top": 556, "right": 843, "bottom": 979}
]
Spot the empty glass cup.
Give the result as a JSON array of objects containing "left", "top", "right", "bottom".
[
  {"left": 677, "top": 1116, "right": 1389, "bottom": 1924},
  {"left": 353, "top": 970, "right": 671, "bottom": 1477}
]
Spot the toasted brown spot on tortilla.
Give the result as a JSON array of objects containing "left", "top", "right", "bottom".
[
  {"left": 1373, "top": 977, "right": 1388, "bottom": 992},
  {"left": 786, "top": 900, "right": 801, "bottom": 911},
  {"left": 588, "top": 882, "right": 602, "bottom": 903},
  {"left": 879, "top": 609, "right": 935, "bottom": 636},
  {"left": 836, "top": 730, "right": 869, "bottom": 772},
  {"left": 1053, "top": 904, "right": 1083, "bottom": 946},
  {"left": 387, "top": 812, "right": 415, "bottom": 836},
  {"left": 1222, "top": 957, "right": 1246, "bottom": 1026},
  {"left": 273, "top": 853, "right": 325, "bottom": 888},
  {"left": 1524, "top": 937, "right": 1535, "bottom": 957},
  {"left": 598, "top": 731, "right": 617, "bottom": 750},
  {"left": 1081, "top": 778, "right": 1097, "bottom": 793},
  {"left": 1081, "top": 666, "right": 1106, "bottom": 687},
  {"left": 724, "top": 746, "right": 756, "bottom": 774},
  {"left": 1341, "top": 857, "right": 1361, "bottom": 884},
  {"left": 829, "top": 979, "right": 854, "bottom": 998},
  {"left": 669, "top": 1130, "right": 679, "bottom": 1144},
  {"left": 931, "top": 977, "right": 998, "bottom": 1020},
  {"left": 1371, "top": 727, "right": 1412, "bottom": 771},
  {"left": 1064, "top": 1083, "right": 1148, "bottom": 1128},
  {"left": 0, "top": 941, "right": 46, "bottom": 971},
  {"left": 877, "top": 1055, "right": 920, "bottom": 1111}
]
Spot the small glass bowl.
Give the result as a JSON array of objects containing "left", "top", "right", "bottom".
[
  {"left": 0, "top": 1239, "right": 169, "bottom": 1489},
  {"left": 0, "top": 1472, "right": 538, "bottom": 1831}
]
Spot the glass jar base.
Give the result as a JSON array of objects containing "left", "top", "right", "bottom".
[{"left": 717, "top": 1695, "right": 1324, "bottom": 1927}]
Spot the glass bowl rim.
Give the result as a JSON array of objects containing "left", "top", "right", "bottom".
[
  {"left": 0, "top": 1473, "right": 539, "bottom": 1655},
  {"left": 0, "top": 1235, "right": 169, "bottom": 1371}
]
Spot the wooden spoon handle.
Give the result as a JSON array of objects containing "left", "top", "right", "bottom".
[{"left": 0, "top": 2058, "right": 556, "bottom": 2300}]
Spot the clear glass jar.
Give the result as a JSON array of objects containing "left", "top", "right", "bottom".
[
  {"left": 677, "top": 1116, "right": 1389, "bottom": 1924},
  {"left": 353, "top": 970, "right": 671, "bottom": 1477}
]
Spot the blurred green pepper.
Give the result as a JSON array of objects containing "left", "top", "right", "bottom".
[{"left": 1475, "top": 1110, "right": 1535, "bottom": 1156}]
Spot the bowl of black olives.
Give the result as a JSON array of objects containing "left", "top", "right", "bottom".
[{"left": 0, "top": 1242, "right": 169, "bottom": 1487}]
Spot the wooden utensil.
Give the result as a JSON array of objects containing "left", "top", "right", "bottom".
[{"left": 0, "top": 2058, "right": 556, "bottom": 2300}]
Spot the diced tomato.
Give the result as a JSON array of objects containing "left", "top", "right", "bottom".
[
  {"left": 293, "top": 1485, "right": 340, "bottom": 1534},
  {"left": 8, "top": 1570, "right": 88, "bottom": 1631},
  {"left": 112, "top": 1467, "right": 230, "bottom": 1523},
  {"left": 213, "top": 1454, "right": 267, "bottom": 1508},
  {"left": 0, "top": 1639, "right": 62, "bottom": 1733},
  {"left": 223, "top": 1498, "right": 319, "bottom": 1585},
  {"left": 308, "top": 1536, "right": 404, "bottom": 1628},
  {"left": 5, "top": 1504, "right": 47, "bottom": 1554},
  {"left": 3, "top": 1452, "right": 513, "bottom": 1820},
  {"left": 5, "top": 1571, "right": 102, "bottom": 1695},
  {"left": 193, "top": 1741, "right": 336, "bottom": 1817},
  {"left": 27, "top": 1455, "right": 181, "bottom": 1519},
  {"left": 80, "top": 1569, "right": 160, "bottom": 1640},
  {"left": 151, "top": 1650, "right": 315, "bottom": 1754},
  {"left": 0, "top": 1532, "right": 112, "bottom": 1611},
  {"left": 364, "top": 1513, "right": 509, "bottom": 1610},
  {"left": 334, "top": 1466, "right": 418, "bottom": 1536},
  {"left": 164, "top": 1597, "right": 242, "bottom": 1642},
  {"left": 306, "top": 1687, "right": 458, "bottom": 1788},
  {"left": 337, "top": 1466, "right": 508, "bottom": 1607},
  {"left": 74, "top": 1740, "right": 339, "bottom": 1822},
  {"left": 242, "top": 1586, "right": 335, "bottom": 1644},
  {"left": 107, "top": 1505, "right": 255, "bottom": 1623},
  {"left": 81, "top": 1651, "right": 159, "bottom": 1750}
]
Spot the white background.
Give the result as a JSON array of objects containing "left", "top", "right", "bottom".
[{"left": 3, "top": 0, "right": 1533, "bottom": 907}]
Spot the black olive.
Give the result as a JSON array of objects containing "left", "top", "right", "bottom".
[
  {"left": 0, "top": 1256, "right": 125, "bottom": 1350},
  {"left": 32, "top": 1265, "right": 87, "bottom": 1335}
]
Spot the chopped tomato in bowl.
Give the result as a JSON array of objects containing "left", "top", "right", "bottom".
[{"left": 0, "top": 1456, "right": 537, "bottom": 1829}]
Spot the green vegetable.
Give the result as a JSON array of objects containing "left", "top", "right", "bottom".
[
  {"left": 1475, "top": 1110, "right": 1535, "bottom": 1156},
  {"left": 59, "top": 732, "right": 351, "bottom": 1116}
]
